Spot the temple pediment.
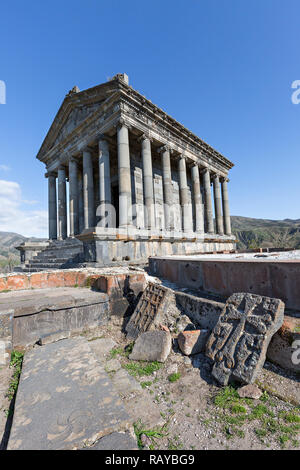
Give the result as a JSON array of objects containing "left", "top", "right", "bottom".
[{"left": 53, "top": 101, "right": 104, "bottom": 147}]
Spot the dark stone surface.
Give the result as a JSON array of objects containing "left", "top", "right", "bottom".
[
  {"left": 8, "top": 338, "right": 130, "bottom": 450},
  {"left": 206, "top": 292, "right": 285, "bottom": 385}
]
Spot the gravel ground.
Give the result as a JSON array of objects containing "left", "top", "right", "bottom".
[{"left": 85, "top": 321, "right": 300, "bottom": 451}]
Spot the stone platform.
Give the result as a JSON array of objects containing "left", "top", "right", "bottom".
[{"left": 149, "top": 255, "right": 300, "bottom": 311}]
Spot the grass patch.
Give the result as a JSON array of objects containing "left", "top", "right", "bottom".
[
  {"left": 134, "top": 420, "right": 168, "bottom": 449},
  {"left": 231, "top": 404, "right": 247, "bottom": 414},
  {"left": 6, "top": 350, "right": 24, "bottom": 401},
  {"left": 214, "top": 386, "right": 239, "bottom": 408},
  {"left": 140, "top": 380, "right": 152, "bottom": 389},
  {"left": 109, "top": 346, "right": 124, "bottom": 359},
  {"left": 168, "top": 372, "right": 181, "bottom": 383},
  {"left": 123, "top": 361, "right": 162, "bottom": 377}
]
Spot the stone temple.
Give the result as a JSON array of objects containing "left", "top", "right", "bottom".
[{"left": 21, "top": 73, "right": 236, "bottom": 270}]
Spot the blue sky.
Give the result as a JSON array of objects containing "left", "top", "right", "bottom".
[{"left": 0, "top": 0, "right": 299, "bottom": 237}]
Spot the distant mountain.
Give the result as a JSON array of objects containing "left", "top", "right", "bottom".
[
  {"left": 0, "top": 231, "right": 46, "bottom": 272},
  {"left": 231, "top": 216, "right": 300, "bottom": 250}
]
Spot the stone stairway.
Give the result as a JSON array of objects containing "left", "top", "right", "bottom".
[
  {"left": 22, "top": 238, "right": 84, "bottom": 272},
  {"left": 7, "top": 336, "right": 162, "bottom": 450}
]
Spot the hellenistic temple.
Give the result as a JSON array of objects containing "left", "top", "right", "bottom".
[{"left": 22, "top": 74, "right": 236, "bottom": 270}]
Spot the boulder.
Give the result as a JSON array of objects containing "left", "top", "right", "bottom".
[
  {"left": 178, "top": 329, "right": 209, "bottom": 355},
  {"left": 129, "top": 331, "right": 172, "bottom": 363}
]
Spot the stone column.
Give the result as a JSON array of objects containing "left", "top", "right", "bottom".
[
  {"left": 78, "top": 170, "right": 84, "bottom": 233},
  {"left": 47, "top": 172, "right": 57, "bottom": 240},
  {"left": 213, "top": 174, "right": 224, "bottom": 235},
  {"left": 202, "top": 168, "right": 214, "bottom": 234},
  {"left": 178, "top": 156, "right": 193, "bottom": 232},
  {"left": 83, "top": 149, "right": 95, "bottom": 229},
  {"left": 98, "top": 137, "right": 111, "bottom": 228},
  {"left": 221, "top": 177, "right": 232, "bottom": 236},
  {"left": 117, "top": 121, "right": 132, "bottom": 228},
  {"left": 69, "top": 158, "right": 79, "bottom": 237},
  {"left": 57, "top": 166, "right": 67, "bottom": 239},
  {"left": 159, "top": 145, "right": 173, "bottom": 231},
  {"left": 140, "top": 134, "right": 155, "bottom": 230},
  {"left": 191, "top": 164, "right": 204, "bottom": 234}
]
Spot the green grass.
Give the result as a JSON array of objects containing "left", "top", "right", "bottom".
[
  {"left": 167, "top": 372, "right": 181, "bottom": 383},
  {"left": 214, "top": 386, "right": 240, "bottom": 408},
  {"left": 123, "top": 360, "right": 162, "bottom": 377},
  {"left": 140, "top": 380, "right": 152, "bottom": 389},
  {"left": 133, "top": 420, "right": 168, "bottom": 449},
  {"left": 6, "top": 350, "right": 24, "bottom": 401}
]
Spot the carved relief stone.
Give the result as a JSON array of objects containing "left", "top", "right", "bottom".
[
  {"left": 206, "top": 292, "right": 285, "bottom": 386},
  {"left": 126, "top": 282, "right": 171, "bottom": 340}
]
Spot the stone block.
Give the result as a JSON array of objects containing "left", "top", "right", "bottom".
[
  {"left": 0, "top": 309, "right": 13, "bottom": 366},
  {"left": 178, "top": 329, "right": 209, "bottom": 355},
  {"left": 266, "top": 316, "right": 300, "bottom": 373},
  {"left": 206, "top": 292, "right": 285, "bottom": 386},
  {"left": 38, "top": 330, "right": 70, "bottom": 345},
  {"left": 129, "top": 331, "right": 172, "bottom": 362}
]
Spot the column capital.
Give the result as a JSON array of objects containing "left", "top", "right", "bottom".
[
  {"left": 157, "top": 144, "right": 173, "bottom": 155},
  {"left": 98, "top": 133, "right": 109, "bottom": 143},
  {"left": 138, "top": 132, "right": 153, "bottom": 143},
  {"left": 116, "top": 116, "right": 131, "bottom": 131},
  {"left": 200, "top": 167, "right": 210, "bottom": 175},
  {"left": 58, "top": 164, "right": 66, "bottom": 172},
  {"left": 220, "top": 176, "right": 230, "bottom": 183},
  {"left": 45, "top": 171, "right": 57, "bottom": 178},
  {"left": 212, "top": 173, "right": 220, "bottom": 182},
  {"left": 69, "top": 156, "right": 78, "bottom": 164}
]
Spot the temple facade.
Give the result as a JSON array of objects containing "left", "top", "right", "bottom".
[{"left": 36, "top": 74, "right": 235, "bottom": 266}]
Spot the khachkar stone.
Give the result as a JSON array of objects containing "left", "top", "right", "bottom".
[
  {"left": 206, "top": 292, "right": 285, "bottom": 386},
  {"left": 126, "top": 282, "right": 172, "bottom": 340}
]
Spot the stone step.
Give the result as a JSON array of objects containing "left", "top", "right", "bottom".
[
  {"left": 8, "top": 337, "right": 134, "bottom": 450},
  {"left": 28, "top": 259, "right": 71, "bottom": 265}
]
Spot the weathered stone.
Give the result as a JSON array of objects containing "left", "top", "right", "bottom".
[
  {"left": 141, "top": 433, "right": 152, "bottom": 447},
  {"left": 206, "top": 292, "right": 285, "bottom": 385},
  {"left": 8, "top": 338, "right": 130, "bottom": 450},
  {"left": 105, "top": 359, "right": 121, "bottom": 373},
  {"left": 86, "top": 432, "right": 138, "bottom": 450},
  {"left": 178, "top": 329, "right": 209, "bottom": 356},
  {"left": 38, "top": 330, "right": 70, "bottom": 345},
  {"left": 129, "top": 331, "right": 172, "bottom": 363},
  {"left": 0, "top": 309, "right": 13, "bottom": 366},
  {"left": 238, "top": 384, "right": 262, "bottom": 400},
  {"left": 88, "top": 337, "right": 117, "bottom": 358},
  {"left": 126, "top": 282, "right": 172, "bottom": 339},
  {"left": 266, "top": 315, "right": 300, "bottom": 373}
]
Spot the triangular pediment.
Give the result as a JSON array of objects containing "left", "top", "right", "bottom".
[
  {"left": 37, "top": 78, "right": 121, "bottom": 162},
  {"left": 53, "top": 101, "right": 103, "bottom": 146}
]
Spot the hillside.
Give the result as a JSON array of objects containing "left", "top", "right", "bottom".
[
  {"left": 0, "top": 232, "right": 45, "bottom": 272},
  {"left": 231, "top": 216, "right": 300, "bottom": 250}
]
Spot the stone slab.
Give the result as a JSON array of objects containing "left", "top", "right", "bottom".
[
  {"left": 2, "top": 288, "right": 110, "bottom": 348},
  {"left": 8, "top": 338, "right": 130, "bottom": 450},
  {"left": 86, "top": 431, "right": 138, "bottom": 450},
  {"left": 0, "top": 309, "right": 13, "bottom": 366},
  {"left": 129, "top": 331, "right": 172, "bottom": 363},
  {"left": 206, "top": 292, "right": 285, "bottom": 386},
  {"left": 88, "top": 337, "right": 117, "bottom": 358}
]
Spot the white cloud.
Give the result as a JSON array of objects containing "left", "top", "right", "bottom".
[
  {"left": 0, "top": 179, "right": 47, "bottom": 237},
  {"left": 0, "top": 165, "right": 11, "bottom": 172}
]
